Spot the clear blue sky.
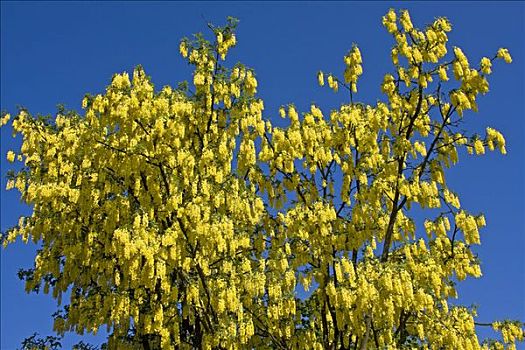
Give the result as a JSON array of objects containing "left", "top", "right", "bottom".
[{"left": 1, "top": 1, "right": 524, "bottom": 349}]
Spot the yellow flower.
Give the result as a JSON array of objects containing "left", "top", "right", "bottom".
[
  {"left": 400, "top": 10, "right": 413, "bottom": 32},
  {"left": 474, "top": 140, "right": 485, "bottom": 155},
  {"left": 6, "top": 151, "right": 15, "bottom": 163},
  {"left": 0, "top": 114, "right": 10, "bottom": 126},
  {"left": 279, "top": 107, "right": 286, "bottom": 118},
  {"left": 317, "top": 71, "right": 324, "bottom": 86},
  {"left": 480, "top": 57, "right": 492, "bottom": 74},
  {"left": 391, "top": 48, "right": 399, "bottom": 65},
  {"left": 382, "top": 9, "right": 398, "bottom": 33},
  {"left": 438, "top": 66, "right": 449, "bottom": 81},
  {"left": 193, "top": 72, "right": 205, "bottom": 86},
  {"left": 179, "top": 41, "right": 188, "bottom": 58},
  {"left": 386, "top": 9, "right": 396, "bottom": 22},
  {"left": 332, "top": 80, "right": 339, "bottom": 92},
  {"left": 497, "top": 48, "right": 512, "bottom": 63}
]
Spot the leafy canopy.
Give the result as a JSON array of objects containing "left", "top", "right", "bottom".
[{"left": 2, "top": 9, "right": 524, "bottom": 350}]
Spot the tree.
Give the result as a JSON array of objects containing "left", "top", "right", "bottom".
[{"left": 2, "top": 9, "right": 524, "bottom": 350}]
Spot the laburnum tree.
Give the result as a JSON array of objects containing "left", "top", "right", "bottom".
[{"left": 2, "top": 10, "right": 524, "bottom": 350}]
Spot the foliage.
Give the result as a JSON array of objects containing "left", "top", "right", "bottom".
[
  {"left": 18, "top": 333, "right": 62, "bottom": 350},
  {"left": 2, "top": 9, "right": 524, "bottom": 350},
  {"left": 18, "top": 333, "right": 101, "bottom": 350}
]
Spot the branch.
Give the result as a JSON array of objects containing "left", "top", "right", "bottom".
[{"left": 359, "top": 314, "right": 371, "bottom": 350}]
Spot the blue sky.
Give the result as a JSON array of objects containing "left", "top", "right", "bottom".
[{"left": 1, "top": 1, "right": 524, "bottom": 348}]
